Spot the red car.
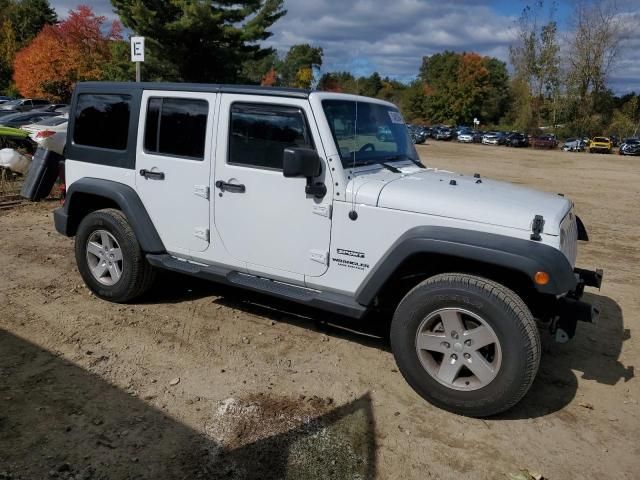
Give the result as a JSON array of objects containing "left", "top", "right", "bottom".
[{"left": 531, "top": 134, "right": 557, "bottom": 149}]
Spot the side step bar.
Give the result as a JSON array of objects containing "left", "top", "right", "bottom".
[{"left": 146, "top": 254, "right": 367, "bottom": 319}]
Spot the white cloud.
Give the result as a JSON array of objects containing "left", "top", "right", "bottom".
[{"left": 49, "top": 0, "right": 640, "bottom": 92}]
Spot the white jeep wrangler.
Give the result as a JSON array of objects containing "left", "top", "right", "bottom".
[{"left": 51, "top": 82, "right": 602, "bottom": 417}]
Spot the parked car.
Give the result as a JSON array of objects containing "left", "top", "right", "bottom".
[
  {"left": 472, "top": 131, "right": 484, "bottom": 143},
  {"left": 0, "top": 111, "right": 58, "bottom": 128},
  {"left": 0, "top": 98, "right": 50, "bottom": 112},
  {"left": 618, "top": 138, "right": 640, "bottom": 156},
  {"left": 481, "top": 132, "right": 504, "bottom": 145},
  {"left": 589, "top": 137, "right": 612, "bottom": 154},
  {"left": 561, "top": 138, "right": 586, "bottom": 152},
  {"left": 609, "top": 135, "right": 619, "bottom": 148},
  {"left": 505, "top": 133, "right": 529, "bottom": 147},
  {"left": 23, "top": 116, "right": 68, "bottom": 156},
  {"left": 0, "top": 125, "right": 35, "bottom": 151},
  {"left": 434, "top": 127, "right": 453, "bottom": 140},
  {"left": 32, "top": 81, "right": 601, "bottom": 418},
  {"left": 407, "top": 125, "right": 428, "bottom": 144},
  {"left": 531, "top": 135, "right": 557, "bottom": 149},
  {"left": 457, "top": 131, "right": 474, "bottom": 143},
  {"left": 34, "top": 103, "right": 68, "bottom": 112}
]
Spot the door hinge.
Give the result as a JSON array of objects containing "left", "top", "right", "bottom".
[
  {"left": 309, "top": 249, "right": 329, "bottom": 266},
  {"left": 194, "top": 227, "right": 210, "bottom": 242},
  {"left": 312, "top": 203, "right": 332, "bottom": 218},
  {"left": 194, "top": 185, "right": 210, "bottom": 200}
]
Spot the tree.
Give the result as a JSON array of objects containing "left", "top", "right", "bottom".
[
  {"left": 0, "top": 19, "right": 16, "bottom": 92},
  {"left": 278, "top": 44, "right": 323, "bottom": 87},
  {"left": 509, "top": 1, "right": 560, "bottom": 129},
  {"left": 111, "top": 0, "right": 286, "bottom": 83},
  {"left": 419, "top": 51, "right": 509, "bottom": 125},
  {"left": 0, "top": 0, "right": 56, "bottom": 93},
  {"left": 566, "top": 0, "right": 626, "bottom": 134},
  {"left": 13, "top": 6, "right": 121, "bottom": 101},
  {"left": 9, "top": 0, "right": 57, "bottom": 46},
  {"left": 261, "top": 67, "right": 277, "bottom": 86}
]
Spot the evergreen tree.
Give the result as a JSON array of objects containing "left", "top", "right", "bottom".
[{"left": 110, "top": 0, "right": 286, "bottom": 83}]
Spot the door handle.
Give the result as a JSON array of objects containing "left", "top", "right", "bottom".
[
  {"left": 215, "top": 180, "right": 245, "bottom": 193},
  {"left": 139, "top": 169, "right": 165, "bottom": 180}
]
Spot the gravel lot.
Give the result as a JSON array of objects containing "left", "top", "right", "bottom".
[{"left": 1, "top": 141, "right": 638, "bottom": 479}]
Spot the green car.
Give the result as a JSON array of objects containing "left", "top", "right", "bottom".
[{"left": 0, "top": 125, "right": 34, "bottom": 151}]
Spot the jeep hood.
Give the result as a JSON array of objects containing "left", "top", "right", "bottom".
[{"left": 350, "top": 167, "right": 572, "bottom": 235}]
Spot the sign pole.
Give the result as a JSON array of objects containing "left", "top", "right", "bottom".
[{"left": 130, "top": 36, "right": 145, "bottom": 83}]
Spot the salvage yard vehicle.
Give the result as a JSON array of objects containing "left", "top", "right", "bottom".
[
  {"left": 619, "top": 138, "right": 640, "bottom": 156},
  {"left": 0, "top": 98, "right": 50, "bottom": 112},
  {"left": 561, "top": 138, "right": 586, "bottom": 152},
  {"left": 589, "top": 137, "right": 612, "bottom": 154},
  {"left": 531, "top": 134, "right": 557, "bottom": 149},
  {"left": 456, "top": 131, "right": 474, "bottom": 143},
  {"left": 505, "top": 132, "right": 529, "bottom": 147},
  {"left": 40, "top": 82, "right": 602, "bottom": 417},
  {"left": 0, "top": 111, "right": 58, "bottom": 129}
]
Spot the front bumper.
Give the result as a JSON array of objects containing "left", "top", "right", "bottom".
[{"left": 552, "top": 267, "right": 603, "bottom": 342}]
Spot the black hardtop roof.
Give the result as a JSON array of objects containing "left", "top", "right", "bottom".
[{"left": 75, "top": 82, "right": 311, "bottom": 99}]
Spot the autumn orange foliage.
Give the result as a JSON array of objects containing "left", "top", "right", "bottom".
[
  {"left": 13, "top": 5, "right": 121, "bottom": 102},
  {"left": 261, "top": 67, "right": 277, "bottom": 86}
]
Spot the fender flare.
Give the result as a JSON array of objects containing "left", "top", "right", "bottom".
[
  {"left": 355, "top": 226, "right": 577, "bottom": 306},
  {"left": 54, "top": 177, "right": 165, "bottom": 253}
]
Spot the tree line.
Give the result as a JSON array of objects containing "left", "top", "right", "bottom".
[{"left": 0, "top": 0, "right": 637, "bottom": 138}]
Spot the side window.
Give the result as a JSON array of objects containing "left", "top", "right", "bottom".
[
  {"left": 229, "top": 103, "right": 313, "bottom": 170},
  {"left": 73, "top": 94, "right": 131, "bottom": 150},
  {"left": 144, "top": 97, "right": 208, "bottom": 160}
]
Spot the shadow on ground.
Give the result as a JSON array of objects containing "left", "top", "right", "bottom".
[
  {"left": 0, "top": 329, "right": 377, "bottom": 480},
  {"left": 141, "top": 274, "right": 633, "bottom": 420},
  {"left": 499, "top": 292, "right": 633, "bottom": 419}
]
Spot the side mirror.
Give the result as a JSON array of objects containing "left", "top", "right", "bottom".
[{"left": 283, "top": 147, "right": 321, "bottom": 178}]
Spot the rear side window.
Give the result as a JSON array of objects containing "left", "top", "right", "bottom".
[
  {"left": 73, "top": 94, "right": 131, "bottom": 150},
  {"left": 144, "top": 97, "right": 208, "bottom": 160},
  {"left": 229, "top": 103, "right": 313, "bottom": 170}
]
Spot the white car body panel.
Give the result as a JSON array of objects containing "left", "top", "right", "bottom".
[
  {"left": 135, "top": 90, "right": 218, "bottom": 256},
  {"left": 209, "top": 93, "right": 333, "bottom": 279}
]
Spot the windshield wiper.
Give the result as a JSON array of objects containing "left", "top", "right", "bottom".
[
  {"left": 380, "top": 163, "right": 401, "bottom": 173},
  {"left": 384, "top": 154, "right": 425, "bottom": 169}
]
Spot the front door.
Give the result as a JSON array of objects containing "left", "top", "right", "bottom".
[
  {"left": 213, "top": 95, "right": 332, "bottom": 278},
  {"left": 135, "top": 91, "right": 216, "bottom": 255}
]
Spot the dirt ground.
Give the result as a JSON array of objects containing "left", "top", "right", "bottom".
[{"left": 0, "top": 141, "right": 638, "bottom": 479}]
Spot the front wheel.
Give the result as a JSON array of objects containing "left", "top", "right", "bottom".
[{"left": 390, "top": 273, "right": 540, "bottom": 417}]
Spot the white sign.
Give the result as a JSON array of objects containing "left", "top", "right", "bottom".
[
  {"left": 473, "top": 117, "right": 480, "bottom": 125},
  {"left": 130, "top": 36, "right": 145, "bottom": 62}
]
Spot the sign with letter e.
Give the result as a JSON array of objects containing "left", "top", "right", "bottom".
[{"left": 130, "top": 36, "right": 145, "bottom": 62}]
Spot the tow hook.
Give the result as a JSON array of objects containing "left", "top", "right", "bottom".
[{"left": 550, "top": 298, "right": 600, "bottom": 343}]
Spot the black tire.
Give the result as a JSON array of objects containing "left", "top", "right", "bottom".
[
  {"left": 75, "top": 208, "right": 155, "bottom": 303},
  {"left": 390, "top": 273, "right": 540, "bottom": 417}
]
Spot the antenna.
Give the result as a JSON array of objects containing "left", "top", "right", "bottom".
[{"left": 349, "top": 101, "right": 358, "bottom": 219}]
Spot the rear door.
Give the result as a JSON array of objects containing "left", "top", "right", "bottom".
[{"left": 135, "top": 90, "right": 217, "bottom": 256}]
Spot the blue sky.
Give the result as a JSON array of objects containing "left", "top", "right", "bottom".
[{"left": 51, "top": 0, "right": 640, "bottom": 93}]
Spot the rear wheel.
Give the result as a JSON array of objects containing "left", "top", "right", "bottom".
[
  {"left": 75, "top": 208, "right": 155, "bottom": 302},
  {"left": 390, "top": 273, "right": 540, "bottom": 417}
]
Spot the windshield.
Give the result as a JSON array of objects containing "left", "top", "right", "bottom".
[
  {"left": 322, "top": 99, "right": 418, "bottom": 168},
  {"left": 1, "top": 100, "right": 22, "bottom": 106}
]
